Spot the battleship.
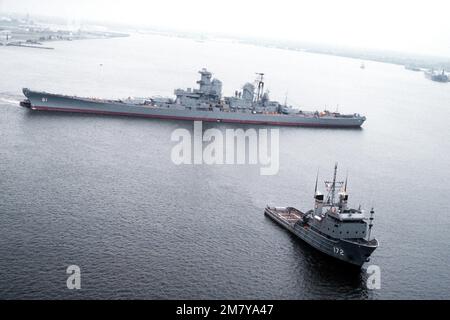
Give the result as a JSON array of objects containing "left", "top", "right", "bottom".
[
  {"left": 265, "top": 164, "right": 378, "bottom": 267},
  {"left": 20, "top": 69, "right": 366, "bottom": 128}
]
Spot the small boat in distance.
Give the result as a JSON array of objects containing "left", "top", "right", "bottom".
[{"left": 265, "top": 163, "right": 378, "bottom": 267}]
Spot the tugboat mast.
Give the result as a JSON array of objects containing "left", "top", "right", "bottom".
[
  {"left": 314, "top": 169, "right": 319, "bottom": 195},
  {"left": 344, "top": 172, "right": 348, "bottom": 192},
  {"left": 368, "top": 208, "right": 375, "bottom": 240},
  {"left": 330, "top": 162, "right": 338, "bottom": 205}
]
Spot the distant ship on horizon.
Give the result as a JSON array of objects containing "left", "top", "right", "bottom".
[{"left": 425, "top": 69, "right": 449, "bottom": 83}]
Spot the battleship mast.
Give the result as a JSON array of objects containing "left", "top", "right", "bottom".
[{"left": 255, "top": 73, "right": 265, "bottom": 103}]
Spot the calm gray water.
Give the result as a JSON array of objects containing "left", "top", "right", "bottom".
[{"left": 1, "top": 34, "right": 450, "bottom": 299}]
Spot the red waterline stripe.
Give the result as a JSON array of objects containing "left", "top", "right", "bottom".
[{"left": 31, "top": 106, "right": 362, "bottom": 128}]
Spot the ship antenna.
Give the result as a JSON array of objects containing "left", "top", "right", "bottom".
[
  {"left": 368, "top": 208, "right": 375, "bottom": 240},
  {"left": 330, "top": 162, "right": 338, "bottom": 205},
  {"left": 344, "top": 171, "right": 348, "bottom": 192}
]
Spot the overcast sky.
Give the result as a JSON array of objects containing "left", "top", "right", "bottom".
[{"left": 1, "top": 0, "right": 449, "bottom": 55}]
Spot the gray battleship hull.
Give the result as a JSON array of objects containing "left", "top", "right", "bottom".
[
  {"left": 21, "top": 89, "right": 365, "bottom": 128},
  {"left": 264, "top": 207, "right": 377, "bottom": 267}
]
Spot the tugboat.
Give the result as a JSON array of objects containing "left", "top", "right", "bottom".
[{"left": 264, "top": 163, "right": 378, "bottom": 267}]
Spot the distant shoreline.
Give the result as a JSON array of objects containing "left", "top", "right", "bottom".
[
  {"left": 138, "top": 29, "right": 450, "bottom": 72},
  {"left": 0, "top": 15, "right": 129, "bottom": 50},
  {"left": 2, "top": 12, "right": 448, "bottom": 72}
]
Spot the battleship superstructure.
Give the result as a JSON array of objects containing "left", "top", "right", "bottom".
[
  {"left": 20, "top": 68, "right": 366, "bottom": 128},
  {"left": 265, "top": 164, "right": 378, "bottom": 267}
]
